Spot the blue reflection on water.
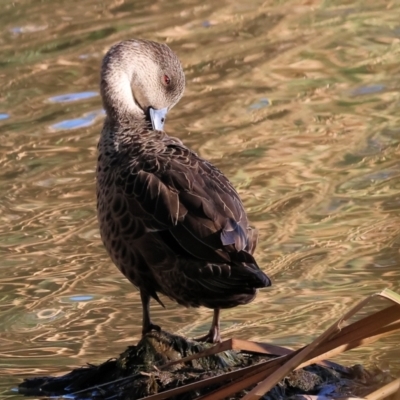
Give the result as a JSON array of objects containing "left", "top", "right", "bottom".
[
  {"left": 351, "top": 84, "right": 385, "bottom": 96},
  {"left": 49, "top": 91, "right": 98, "bottom": 103},
  {"left": 249, "top": 98, "right": 271, "bottom": 110},
  {"left": 51, "top": 110, "right": 105, "bottom": 130},
  {"left": 69, "top": 295, "right": 94, "bottom": 302}
]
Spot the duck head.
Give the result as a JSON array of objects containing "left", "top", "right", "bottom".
[{"left": 100, "top": 39, "right": 185, "bottom": 131}]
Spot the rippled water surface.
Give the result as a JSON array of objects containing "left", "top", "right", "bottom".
[{"left": 1, "top": 0, "right": 400, "bottom": 397}]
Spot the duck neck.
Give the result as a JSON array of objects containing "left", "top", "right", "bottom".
[
  {"left": 101, "top": 67, "right": 141, "bottom": 115},
  {"left": 101, "top": 115, "right": 152, "bottom": 153},
  {"left": 101, "top": 73, "right": 152, "bottom": 142}
]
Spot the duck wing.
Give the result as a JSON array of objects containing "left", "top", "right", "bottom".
[{"left": 116, "top": 137, "right": 259, "bottom": 267}]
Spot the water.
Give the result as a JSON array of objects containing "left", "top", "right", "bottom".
[{"left": 1, "top": 0, "right": 400, "bottom": 397}]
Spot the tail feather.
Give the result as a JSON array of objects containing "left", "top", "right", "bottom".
[{"left": 239, "top": 263, "right": 271, "bottom": 288}]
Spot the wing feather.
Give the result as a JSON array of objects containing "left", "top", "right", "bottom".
[{"left": 117, "top": 139, "right": 256, "bottom": 264}]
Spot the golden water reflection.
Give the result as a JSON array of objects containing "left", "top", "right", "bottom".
[{"left": 1, "top": 0, "right": 400, "bottom": 397}]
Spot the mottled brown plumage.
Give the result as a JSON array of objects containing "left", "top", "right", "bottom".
[{"left": 97, "top": 39, "right": 271, "bottom": 343}]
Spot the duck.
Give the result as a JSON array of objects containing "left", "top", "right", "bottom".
[{"left": 96, "top": 39, "right": 271, "bottom": 343}]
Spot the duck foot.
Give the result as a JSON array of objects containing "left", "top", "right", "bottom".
[
  {"left": 193, "top": 329, "right": 221, "bottom": 343},
  {"left": 194, "top": 308, "right": 221, "bottom": 343}
]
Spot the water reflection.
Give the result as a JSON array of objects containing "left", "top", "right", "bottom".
[
  {"left": 51, "top": 109, "right": 105, "bottom": 131},
  {"left": 1, "top": 0, "right": 400, "bottom": 397},
  {"left": 48, "top": 92, "right": 99, "bottom": 104}
]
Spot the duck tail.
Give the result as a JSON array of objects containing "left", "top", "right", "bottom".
[
  {"left": 230, "top": 250, "right": 271, "bottom": 288},
  {"left": 251, "top": 268, "right": 272, "bottom": 288}
]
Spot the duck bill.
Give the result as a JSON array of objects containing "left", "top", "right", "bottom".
[{"left": 149, "top": 107, "right": 168, "bottom": 131}]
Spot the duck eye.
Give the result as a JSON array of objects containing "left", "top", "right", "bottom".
[{"left": 163, "top": 74, "right": 171, "bottom": 85}]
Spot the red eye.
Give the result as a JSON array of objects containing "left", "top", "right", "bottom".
[{"left": 163, "top": 75, "right": 171, "bottom": 85}]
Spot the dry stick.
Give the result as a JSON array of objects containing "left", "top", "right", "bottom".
[
  {"left": 298, "top": 305, "right": 398, "bottom": 368},
  {"left": 196, "top": 361, "right": 289, "bottom": 400},
  {"left": 161, "top": 307, "right": 400, "bottom": 372},
  {"left": 142, "top": 323, "right": 397, "bottom": 400},
  {"left": 141, "top": 353, "right": 297, "bottom": 400},
  {"left": 161, "top": 305, "right": 399, "bottom": 372},
  {"left": 365, "top": 378, "right": 400, "bottom": 400},
  {"left": 143, "top": 309, "right": 399, "bottom": 400},
  {"left": 142, "top": 294, "right": 400, "bottom": 400},
  {"left": 160, "top": 336, "right": 344, "bottom": 372},
  {"left": 328, "top": 305, "right": 400, "bottom": 344},
  {"left": 198, "top": 305, "right": 400, "bottom": 400},
  {"left": 240, "top": 294, "right": 377, "bottom": 400},
  {"left": 302, "top": 321, "right": 400, "bottom": 368},
  {"left": 159, "top": 337, "right": 294, "bottom": 370},
  {"left": 299, "top": 331, "right": 393, "bottom": 370},
  {"left": 231, "top": 338, "right": 350, "bottom": 374},
  {"left": 243, "top": 300, "right": 400, "bottom": 400},
  {"left": 229, "top": 338, "right": 293, "bottom": 356},
  {"left": 196, "top": 332, "right": 397, "bottom": 400}
]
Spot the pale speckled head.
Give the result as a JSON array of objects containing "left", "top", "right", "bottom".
[{"left": 100, "top": 39, "right": 185, "bottom": 128}]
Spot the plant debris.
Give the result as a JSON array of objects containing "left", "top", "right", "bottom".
[{"left": 18, "top": 289, "right": 400, "bottom": 400}]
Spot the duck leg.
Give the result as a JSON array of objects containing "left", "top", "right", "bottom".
[
  {"left": 140, "top": 289, "right": 161, "bottom": 335},
  {"left": 194, "top": 308, "right": 221, "bottom": 343}
]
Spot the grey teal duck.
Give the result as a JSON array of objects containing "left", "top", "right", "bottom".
[{"left": 96, "top": 39, "right": 271, "bottom": 343}]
